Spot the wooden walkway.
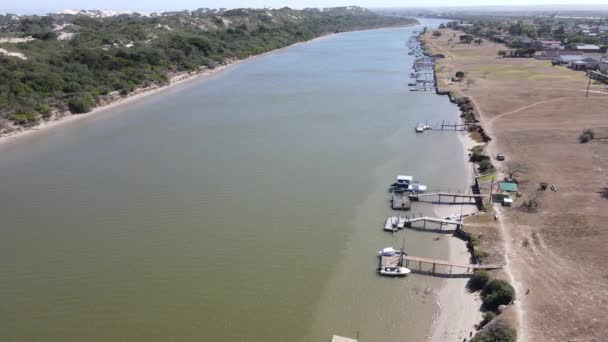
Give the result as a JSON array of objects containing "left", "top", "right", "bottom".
[
  {"left": 410, "top": 192, "right": 485, "bottom": 204},
  {"left": 380, "top": 254, "right": 502, "bottom": 276}
]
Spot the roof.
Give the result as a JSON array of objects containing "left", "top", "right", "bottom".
[
  {"left": 499, "top": 182, "right": 518, "bottom": 192},
  {"left": 542, "top": 50, "right": 583, "bottom": 57},
  {"left": 557, "top": 55, "right": 585, "bottom": 62},
  {"left": 540, "top": 40, "right": 561, "bottom": 44},
  {"left": 575, "top": 44, "right": 601, "bottom": 50}
]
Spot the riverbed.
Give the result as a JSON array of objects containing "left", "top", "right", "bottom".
[{"left": 0, "top": 19, "right": 472, "bottom": 342}]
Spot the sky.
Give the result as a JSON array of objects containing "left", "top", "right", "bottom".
[{"left": 5, "top": 0, "right": 608, "bottom": 14}]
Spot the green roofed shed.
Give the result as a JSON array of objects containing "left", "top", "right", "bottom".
[{"left": 499, "top": 181, "right": 518, "bottom": 192}]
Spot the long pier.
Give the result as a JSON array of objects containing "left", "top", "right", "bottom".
[
  {"left": 410, "top": 192, "right": 485, "bottom": 204},
  {"left": 380, "top": 254, "right": 502, "bottom": 276},
  {"left": 405, "top": 216, "right": 462, "bottom": 231}
]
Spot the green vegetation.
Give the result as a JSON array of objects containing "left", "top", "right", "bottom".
[
  {"left": 478, "top": 311, "right": 496, "bottom": 329},
  {"left": 478, "top": 159, "right": 495, "bottom": 173},
  {"left": 471, "top": 319, "right": 517, "bottom": 342},
  {"left": 579, "top": 128, "right": 595, "bottom": 143},
  {"left": 482, "top": 279, "right": 516, "bottom": 311},
  {"left": 0, "top": 8, "right": 417, "bottom": 126},
  {"left": 467, "top": 269, "right": 491, "bottom": 291},
  {"left": 455, "top": 71, "right": 465, "bottom": 81}
]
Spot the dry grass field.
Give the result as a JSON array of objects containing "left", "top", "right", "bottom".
[{"left": 424, "top": 29, "right": 608, "bottom": 342}]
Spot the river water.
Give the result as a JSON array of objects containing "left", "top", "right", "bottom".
[{"left": 0, "top": 19, "right": 470, "bottom": 342}]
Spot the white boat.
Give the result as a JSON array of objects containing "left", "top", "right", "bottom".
[
  {"left": 415, "top": 125, "right": 425, "bottom": 132},
  {"left": 384, "top": 217, "right": 399, "bottom": 231},
  {"left": 393, "top": 175, "right": 413, "bottom": 192},
  {"left": 379, "top": 266, "right": 411, "bottom": 276},
  {"left": 378, "top": 247, "right": 398, "bottom": 256},
  {"left": 408, "top": 183, "right": 427, "bottom": 193}
]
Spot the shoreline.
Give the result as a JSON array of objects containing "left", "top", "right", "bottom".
[
  {"left": 0, "top": 34, "right": 331, "bottom": 146},
  {"left": 418, "top": 30, "right": 485, "bottom": 341},
  {"left": 0, "top": 24, "right": 417, "bottom": 146}
]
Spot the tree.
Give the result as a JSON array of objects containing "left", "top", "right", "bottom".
[
  {"left": 460, "top": 34, "right": 474, "bottom": 44},
  {"left": 497, "top": 50, "right": 507, "bottom": 58},
  {"left": 467, "top": 270, "right": 491, "bottom": 291},
  {"left": 438, "top": 23, "right": 446, "bottom": 29},
  {"left": 478, "top": 159, "right": 495, "bottom": 173},
  {"left": 432, "top": 31, "right": 442, "bottom": 37},
  {"left": 482, "top": 279, "right": 515, "bottom": 311},
  {"left": 455, "top": 71, "right": 465, "bottom": 81},
  {"left": 471, "top": 319, "right": 517, "bottom": 342},
  {"left": 466, "top": 79, "right": 475, "bottom": 88},
  {"left": 500, "top": 162, "right": 525, "bottom": 181},
  {"left": 474, "top": 38, "right": 483, "bottom": 45},
  {"left": 579, "top": 128, "right": 595, "bottom": 143}
]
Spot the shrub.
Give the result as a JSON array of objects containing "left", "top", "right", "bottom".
[
  {"left": 67, "top": 95, "right": 95, "bottom": 114},
  {"left": 470, "top": 145, "right": 489, "bottom": 163},
  {"left": 478, "top": 312, "right": 496, "bottom": 329},
  {"left": 471, "top": 319, "right": 516, "bottom": 342},
  {"left": 478, "top": 159, "right": 495, "bottom": 173},
  {"left": 579, "top": 128, "right": 595, "bottom": 143},
  {"left": 474, "top": 249, "right": 490, "bottom": 263},
  {"left": 8, "top": 113, "right": 40, "bottom": 126},
  {"left": 467, "top": 270, "right": 490, "bottom": 291},
  {"left": 455, "top": 71, "right": 465, "bottom": 80},
  {"left": 433, "top": 31, "right": 442, "bottom": 37},
  {"left": 482, "top": 279, "right": 515, "bottom": 311}
]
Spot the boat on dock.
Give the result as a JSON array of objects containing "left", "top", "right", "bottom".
[
  {"left": 408, "top": 182, "right": 428, "bottom": 193},
  {"left": 384, "top": 216, "right": 399, "bottom": 231},
  {"left": 391, "top": 175, "right": 413, "bottom": 192},
  {"left": 378, "top": 244, "right": 410, "bottom": 277}
]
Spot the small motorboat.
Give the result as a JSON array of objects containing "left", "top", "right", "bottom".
[
  {"left": 384, "top": 217, "right": 399, "bottom": 231},
  {"left": 415, "top": 125, "right": 425, "bottom": 132},
  {"left": 379, "top": 266, "right": 411, "bottom": 276},
  {"left": 408, "top": 182, "right": 427, "bottom": 193},
  {"left": 378, "top": 247, "right": 398, "bottom": 256}
]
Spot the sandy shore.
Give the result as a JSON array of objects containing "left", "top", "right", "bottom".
[{"left": 427, "top": 129, "right": 482, "bottom": 342}]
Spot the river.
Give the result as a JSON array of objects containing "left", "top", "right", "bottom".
[{"left": 0, "top": 19, "right": 471, "bottom": 342}]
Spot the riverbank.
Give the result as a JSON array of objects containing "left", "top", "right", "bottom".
[
  {"left": 1, "top": 24, "right": 419, "bottom": 146},
  {"left": 422, "top": 27, "right": 608, "bottom": 341}
]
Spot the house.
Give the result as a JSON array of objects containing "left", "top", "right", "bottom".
[
  {"left": 589, "top": 56, "right": 608, "bottom": 83},
  {"left": 574, "top": 44, "right": 601, "bottom": 53},
  {"left": 535, "top": 40, "right": 562, "bottom": 51},
  {"left": 599, "top": 26, "right": 608, "bottom": 33},
  {"left": 552, "top": 54, "right": 585, "bottom": 65},
  {"left": 536, "top": 50, "right": 583, "bottom": 60},
  {"left": 568, "top": 57, "right": 600, "bottom": 71}
]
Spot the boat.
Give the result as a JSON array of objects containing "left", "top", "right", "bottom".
[
  {"left": 408, "top": 182, "right": 427, "bottom": 193},
  {"left": 378, "top": 247, "right": 398, "bottom": 256},
  {"left": 410, "top": 88, "right": 420, "bottom": 92},
  {"left": 415, "top": 125, "right": 425, "bottom": 132},
  {"left": 379, "top": 266, "right": 411, "bottom": 276},
  {"left": 392, "top": 175, "right": 413, "bottom": 192},
  {"left": 384, "top": 217, "right": 399, "bottom": 231},
  {"left": 379, "top": 243, "right": 411, "bottom": 277}
]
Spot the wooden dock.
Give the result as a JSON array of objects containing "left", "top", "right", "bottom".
[
  {"left": 391, "top": 194, "right": 412, "bottom": 210},
  {"left": 380, "top": 254, "right": 502, "bottom": 276},
  {"left": 410, "top": 192, "right": 485, "bottom": 204},
  {"left": 405, "top": 216, "right": 462, "bottom": 230}
]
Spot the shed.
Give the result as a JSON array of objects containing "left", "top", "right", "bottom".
[{"left": 499, "top": 181, "right": 518, "bottom": 192}]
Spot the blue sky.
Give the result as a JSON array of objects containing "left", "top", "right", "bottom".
[{"left": 5, "top": 0, "right": 607, "bottom": 14}]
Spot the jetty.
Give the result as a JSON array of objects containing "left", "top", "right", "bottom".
[
  {"left": 409, "top": 192, "right": 485, "bottom": 204},
  {"left": 405, "top": 216, "right": 462, "bottom": 231},
  {"left": 391, "top": 193, "right": 412, "bottom": 210},
  {"left": 380, "top": 254, "right": 502, "bottom": 276}
]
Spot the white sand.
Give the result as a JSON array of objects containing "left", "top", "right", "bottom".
[{"left": 428, "top": 131, "right": 483, "bottom": 342}]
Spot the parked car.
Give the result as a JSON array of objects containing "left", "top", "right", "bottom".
[{"left": 496, "top": 153, "right": 505, "bottom": 161}]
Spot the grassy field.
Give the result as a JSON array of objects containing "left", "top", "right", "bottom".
[{"left": 424, "top": 29, "right": 608, "bottom": 342}]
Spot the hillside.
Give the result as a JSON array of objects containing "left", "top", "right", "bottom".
[{"left": 0, "top": 7, "right": 417, "bottom": 131}]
